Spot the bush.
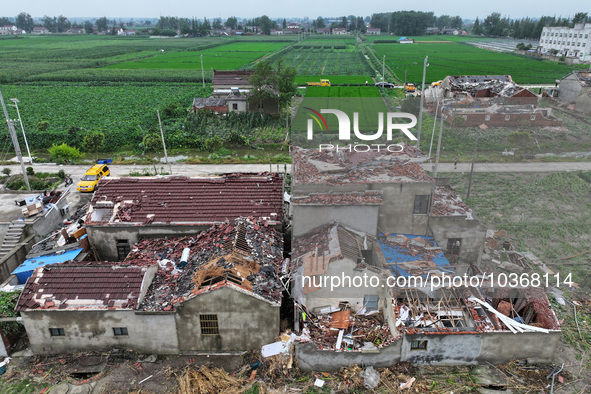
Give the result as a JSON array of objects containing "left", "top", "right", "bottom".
[
  {"left": 48, "top": 143, "right": 82, "bottom": 162},
  {"left": 204, "top": 135, "right": 223, "bottom": 152},
  {"left": 26, "top": 166, "right": 35, "bottom": 176},
  {"left": 142, "top": 133, "right": 162, "bottom": 153},
  {"left": 2, "top": 168, "right": 11, "bottom": 176},
  {"left": 507, "top": 131, "right": 531, "bottom": 146},
  {"left": 57, "top": 169, "right": 66, "bottom": 180},
  {"left": 37, "top": 120, "right": 50, "bottom": 131}
]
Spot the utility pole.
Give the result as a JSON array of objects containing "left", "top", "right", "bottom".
[
  {"left": 9, "top": 99, "right": 32, "bottom": 165},
  {"left": 428, "top": 100, "right": 439, "bottom": 158},
  {"left": 156, "top": 110, "right": 171, "bottom": 175},
  {"left": 382, "top": 55, "right": 385, "bottom": 82},
  {"left": 433, "top": 107, "right": 444, "bottom": 178},
  {"left": 404, "top": 70, "right": 407, "bottom": 86},
  {"left": 0, "top": 91, "right": 30, "bottom": 190},
  {"left": 200, "top": 55, "right": 205, "bottom": 88},
  {"left": 466, "top": 134, "right": 478, "bottom": 199},
  {"left": 416, "top": 56, "right": 428, "bottom": 147}
]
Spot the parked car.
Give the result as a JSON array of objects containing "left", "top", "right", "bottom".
[
  {"left": 375, "top": 82, "right": 395, "bottom": 88},
  {"left": 77, "top": 164, "right": 110, "bottom": 192}
]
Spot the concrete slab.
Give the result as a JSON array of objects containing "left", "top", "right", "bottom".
[{"left": 472, "top": 365, "right": 509, "bottom": 388}]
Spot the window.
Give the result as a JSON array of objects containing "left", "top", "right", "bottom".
[
  {"left": 411, "top": 340, "right": 428, "bottom": 350},
  {"left": 200, "top": 314, "right": 219, "bottom": 335},
  {"left": 485, "top": 115, "right": 491, "bottom": 121},
  {"left": 116, "top": 239, "right": 131, "bottom": 261},
  {"left": 413, "top": 195, "right": 430, "bottom": 214},
  {"left": 49, "top": 328, "right": 65, "bottom": 337},
  {"left": 569, "top": 33, "right": 572, "bottom": 38},
  {"left": 363, "top": 294, "right": 379, "bottom": 312},
  {"left": 232, "top": 103, "right": 238, "bottom": 110},
  {"left": 530, "top": 115, "right": 536, "bottom": 121},
  {"left": 447, "top": 238, "right": 461, "bottom": 255},
  {"left": 113, "top": 327, "right": 128, "bottom": 336},
  {"left": 505, "top": 114, "right": 511, "bottom": 121}
]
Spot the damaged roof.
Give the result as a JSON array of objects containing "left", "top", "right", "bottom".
[
  {"left": 445, "top": 75, "right": 534, "bottom": 99},
  {"left": 562, "top": 71, "right": 591, "bottom": 87},
  {"left": 212, "top": 70, "right": 254, "bottom": 86},
  {"left": 192, "top": 97, "right": 227, "bottom": 109},
  {"left": 124, "top": 217, "right": 284, "bottom": 311},
  {"left": 291, "top": 191, "right": 383, "bottom": 205},
  {"left": 432, "top": 185, "right": 473, "bottom": 217},
  {"left": 377, "top": 234, "right": 453, "bottom": 278},
  {"left": 16, "top": 264, "right": 154, "bottom": 311},
  {"left": 292, "top": 146, "right": 432, "bottom": 185},
  {"left": 88, "top": 174, "right": 283, "bottom": 225}
]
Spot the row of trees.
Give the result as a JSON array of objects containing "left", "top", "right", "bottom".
[
  {"left": 369, "top": 11, "right": 462, "bottom": 36},
  {"left": 473, "top": 12, "right": 589, "bottom": 39}
]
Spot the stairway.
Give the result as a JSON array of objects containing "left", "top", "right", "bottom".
[{"left": 0, "top": 220, "right": 27, "bottom": 259}]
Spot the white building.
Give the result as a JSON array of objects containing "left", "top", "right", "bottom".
[{"left": 538, "top": 23, "right": 591, "bottom": 61}]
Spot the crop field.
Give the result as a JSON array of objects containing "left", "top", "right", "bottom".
[
  {"left": 0, "top": 82, "right": 208, "bottom": 153},
  {"left": 108, "top": 41, "right": 291, "bottom": 71},
  {"left": 305, "top": 86, "right": 382, "bottom": 97},
  {"left": 371, "top": 40, "right": 587, "bottom": 84},
  {"left": 275, "top": 48, "right": 372, "bottom": 75}
]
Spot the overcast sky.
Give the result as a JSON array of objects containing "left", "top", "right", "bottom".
[{"left": 3, "top": 0, "right": 586, "bottom": 20}]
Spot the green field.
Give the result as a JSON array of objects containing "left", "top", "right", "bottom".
[
  {"left": 294, "top": 75, "right": 374, "bottom": 84},
  {"left": 108, "top": 41, "right": 291, "bottom": 71},
  {"left": 371, "top": 40, "right": 587, "bottom": 84},
  {"left": 305, "top": 86, "right": 382, "bottom": 97}
]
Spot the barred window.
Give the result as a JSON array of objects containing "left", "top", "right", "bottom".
[
  {"left": 411, "top": 340, "right": 428, "bottom": 350},
  {"left": 49, "top": 328, "right": 65, "bottom": 337},
  {"left": 113, "top": 327, "right": 128, "bottom": 336},
  {"left": 200, "top": 314, "right": 219, "bottom": 335}
]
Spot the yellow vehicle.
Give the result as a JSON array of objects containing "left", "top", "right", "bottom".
[
  {"left": 404, "top": 83, "right": 416, "bottom": 93},
  {"left": 77, "top": 164, "right": 110, "bottom": 192},
  {"left": 431, "top": 80, "right": 442, "bottom": 87},
  {"left": 307, "top": 79, "right": 331, "bottom": 87}
]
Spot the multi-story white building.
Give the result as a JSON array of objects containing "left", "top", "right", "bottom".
[{"left": 537, "top": 23, "right": 591, "bottom": 61}]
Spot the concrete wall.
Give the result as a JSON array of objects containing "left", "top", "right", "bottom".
[
  {"left": 0, "top": 234, "right": 35, "bottom": 283},
  {"left": 292, "top": 205, "right": 379, "bottom": 237},
  {"left": 227, "top": 99, "right": 247, "bottom": 113},
  {"left": 401, "top": 333, "right": 481, "bottom": 365},
  {"left": 0, "top": 222, "right": 9, "bottom": 246},
  {"left": 559, "top": 74, "right": 584, "bottom": 102},
  {"left": 299, "top": 259, "right": 385, "bottom": 313},
  {"left": 175, "top": 287, "right": 280, "bottom": 353},
  {"left": 429, "top": 215, "right": 486, "bottom": 267},
  {"left": 372, "top": 182, "right": 432, "bottom": 235},
  {"left": 31, "top": 198, "right": 71, "bottom": 239},
  {"left": 575, "top": 92, "right": 591, "bottom": 114},
  {"left": 86, "top": 224, "right": 211, "bottom": 261},
  {"left": 296, "top": 341, "right": 402, "bottom": 371},
  {"left": 478, "top": 331, "right": 561, "bottom": 364},
  {"left": 21, "top": 310, "right": 178, "bottom": 355},
  {"left": 447, "top": 111, "right": 562, "bottom": 128}
]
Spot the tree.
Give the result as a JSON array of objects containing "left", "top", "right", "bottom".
[
  {"left": 48, "top": 143, "right": 81, "bottom": 162},
  {"left": 200, "top": 17, "right": 211, "bottom": 35},
  {"left": 316, "top": 16, "right": 325, "bottom": 28},
  {"left": 282, "top": 18, "right": 287, "bottom": 29},
  {"left": 472, "top": 17, "right": 482, "bottom": 35},
  {"left": 248, "top": 59, "right": 296, "bottom": 112},
  {"left": 42, "top": 16, "right": 56, "bottom": 32},
  {"left": 83, "top": 130, "right": 105, "bottom": 160},
  {"left": 15, "top": 12, "right": 34, "bottom": 32},
  {"left": 56, "top": 15, "right": 71, "bottom": 32},
  {"left": 340, "top": 16, "right": 348, "bottom": 29},
  {"left": 225, "top": 16, "right": 237, "bottom": 30},
  {"left": 260, "top": 15, "right": 272, "bottom": 35},
  {"left": 142, "top": 132, "right": 162, "bottom": 153},
  {"left": 96, "top": 17, "right": 108, "bottom": 32},
  {"left": 483, "top": 12, "right": 502, "bottom": 36},
  {"left": 572, "top": 12, "right": 588, "bottom": 25},
  {"left": 84, "top": 21, "right": 94, "bottom": 34},
  {"left": 356, "top": 16, "right": 366, "bottom": 33},
  {"left": 212, "top": 18, "right": 222, "bottom": 29},
  {"left": 0, "top": 17, "right": 12, "bottom": 26}
]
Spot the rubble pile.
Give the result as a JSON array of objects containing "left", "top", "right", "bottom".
[
  {"left": 292, "top": 147, "right": 433, "bottom": 185},
  {"left": 449, "top": 77, "right": 522, "bottom": 98},
  {"left": 431, "top": 185, "right": 472, "bottom": 216},
  {"left": 304, "top": 310, "right": 395, "bottom": 351},
  {"left": 124, "top": 217, "right": 284, "bottom": 311},
  {"left": 292, "top": 191, "right": 383, "bottom": 205}
]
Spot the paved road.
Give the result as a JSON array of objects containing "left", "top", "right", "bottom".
[{"left": 2, "top": 161, "right": 591, "bottom": 180}]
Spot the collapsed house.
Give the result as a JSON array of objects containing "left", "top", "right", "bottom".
[
  {"left": 558, "top": 71, "right": 591, "bottom": 114},
  {"left": 291, "top": 226, "right": 561, "bottom": 370},
  {"left": 84, "top": 174, "right": 284, "bottom": 261},
  {"left": 291, "top": 147, "right": 486, "bottom": 268},
  {"left": 425, "top": 75, "right": 561, "bottom": 127},
  {"left": 16, "top": 218, "right": 286, "bottom": 355}
]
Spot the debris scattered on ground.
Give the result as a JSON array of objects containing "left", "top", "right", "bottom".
[{"left": 177, "top": 366, "right": 245, "bottom": 394}]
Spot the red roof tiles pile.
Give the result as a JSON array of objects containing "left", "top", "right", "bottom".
[
  {"left": 16, "top": 265, "right": 149, "bottom": 311},
  {"left": 89, "top": 174, "right": 283, "bottom": 225},
  {"left": 431, "top": 185, "right": 472, "bottom": 216},
  {"left": 292, "top": 147, "right": 432, "bottom": 185}
]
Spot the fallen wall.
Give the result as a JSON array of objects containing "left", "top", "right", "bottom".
[{"left": 296, "top": 341, "right": 402, "bottom": 371}]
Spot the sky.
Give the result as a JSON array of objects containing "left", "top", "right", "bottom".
[{"left": 2, "top": 0, "right": 586, "bottom": 20}]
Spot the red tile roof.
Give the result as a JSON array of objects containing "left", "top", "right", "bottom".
[
  {"left": 212, "top": 70, "right": 254, "bottom": 87},
  {"left": 89, "top": 174, "right": 283, "bottom": 225},
  {"left": 16, "top": 265, "right": 153, "bottom": 311}
]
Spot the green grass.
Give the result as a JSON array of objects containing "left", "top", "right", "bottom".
[
  {"left": 370, "top": 39, "right": 587, "bottom": 84},
  {"left": 305, "top": 85, "right": 382, "bottom": 97}
]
